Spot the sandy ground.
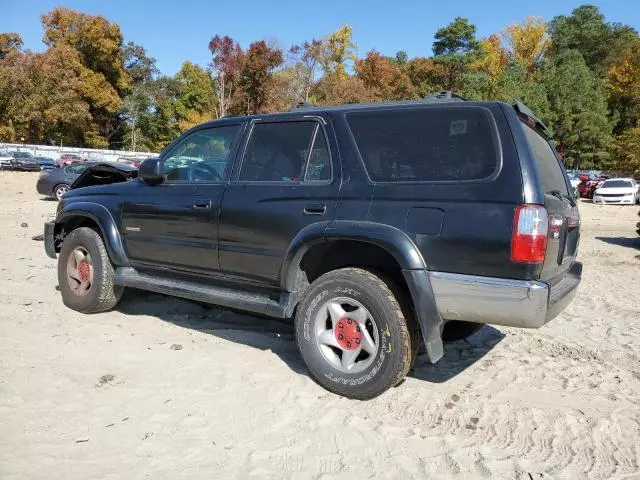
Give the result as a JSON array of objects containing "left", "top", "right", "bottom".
[{"left": 0, "top": 170, "right": 639, "bottom": 480}]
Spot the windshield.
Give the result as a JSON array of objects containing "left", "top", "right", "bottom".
[{"left": 601, "top": 180, "right": 633, "bottom": 189}]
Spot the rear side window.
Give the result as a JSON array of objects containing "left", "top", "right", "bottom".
[
  {"left": 521, "top": 123, "right": 569, "bottom": 194},
  {"left": 346, "top": 107, "right": 499, "bottom": 182},
  {"left": 239, "top": 121, "right": 330, "bottom": 182}
]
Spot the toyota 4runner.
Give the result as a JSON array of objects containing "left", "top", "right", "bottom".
[{"left": 44, "top": 93, "right": 582, "bottom": 399}]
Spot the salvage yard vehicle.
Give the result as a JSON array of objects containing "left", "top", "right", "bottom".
[
  {"left": 0, "top": 152, "right": 12, "bottom": 170},
  {"left": 592, "top": 178, "right": 639, "bottom": 205},
  {"left": 44, "top": 93, "right": 582, "bottom": 399},
  {"left": 36, "top": 162, "right": 137, "bottom": 201},
  {"left": 8, "top": 151, "right": 40, "bottom": 171}
]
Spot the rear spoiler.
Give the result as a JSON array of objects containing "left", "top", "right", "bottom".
[{"left": 513, "top": 101, "right": 548, "bottom": 132}]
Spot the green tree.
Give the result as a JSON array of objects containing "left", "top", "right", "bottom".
[
  {"left": 549, "top": 5, "right": 638, "bottom": 76},
  {"left": 608, "top": 128, "right": 640, "bottom": 172},
  {"left": 123, "top": 42, "right": 158, "bottom": 85},
  {"left": 432, "top": 17, "right": 481, "bottom": 90},
  {"left": 544, "top": 50, "right": 612, "bottom": 168}
]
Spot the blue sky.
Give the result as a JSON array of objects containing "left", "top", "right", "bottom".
[{"left": 2, "top": 0, "right": 638, "bottom": 75}]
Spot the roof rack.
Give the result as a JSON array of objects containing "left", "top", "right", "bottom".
[
  {"left": 423, "top": 91, "right": 467, "bottom": 102},
  {"left": 290, "top": 101, "right": 316, "bottom": 111},
  {"left": 513, "top": 101, "right": 548, "bottom": 131}
]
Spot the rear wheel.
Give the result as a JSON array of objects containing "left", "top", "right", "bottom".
[
  {"left": 295, "top": 268, "right": 417, "bottom": 400},
  {"left": 58, "top": 227, "right": 123, "bottom": 313},
  {"left": 53, "top": 183, "right": 70, "bottom": 201},
  {"left": 441, "top": 320, "right": 483, "bottom": 341}
]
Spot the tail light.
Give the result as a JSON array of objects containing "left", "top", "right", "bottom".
[{"left": 511, "top": 204, "right": 548, "bottom": 263}]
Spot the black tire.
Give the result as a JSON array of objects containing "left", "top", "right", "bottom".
[
  {"left": 295, "top": 267, "right": 418, "bottom": 400},
  {"left": 57, "top": 227, "right": 123, "bottom": 313},
  {"left": 53, "top": 183, "right": 70, "bottom": 201},
  {"left": 441, "top": 320, "right": 483, "bottom": 341}
]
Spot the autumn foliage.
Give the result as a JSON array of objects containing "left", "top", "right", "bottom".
[{"left": 0, "top": 5, "right": 639, "bottom": 172}]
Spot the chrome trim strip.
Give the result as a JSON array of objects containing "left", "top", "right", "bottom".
[{"left": 428, "top": 271, "right": 549, "bottom": 328}]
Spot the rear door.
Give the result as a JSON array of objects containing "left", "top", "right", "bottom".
[
  {"left": 218, "top": 117, "right": 339, "bottom": 287},
  {"left": 520, "top": 123, "right": 580, "bottom": 280}
]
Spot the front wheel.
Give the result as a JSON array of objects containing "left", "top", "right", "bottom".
[
  {"left": 295, "top": 268, "right": 418, "bottom": 400},
  {"left": 54, "top": 183, "right": 70, "bottom": 201},
  {"left": 57, "top": 227, "right": 123, "bottom": 313}
]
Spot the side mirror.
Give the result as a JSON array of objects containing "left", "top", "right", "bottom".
[{"left": 139, "top": 157, "right": 164, "bottom": 185}]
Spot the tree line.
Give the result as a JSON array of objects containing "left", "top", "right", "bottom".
[{"left": 0, "top": 5, "right": 639, "bottom": 171}]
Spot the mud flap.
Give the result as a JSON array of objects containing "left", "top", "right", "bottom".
[{"left": 402, "top": 269, "right": 444, "bottom": 363}]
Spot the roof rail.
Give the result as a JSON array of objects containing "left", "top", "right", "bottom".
[
  {"left": 290, "top": 101, "right": 316, "bottom": 111},
  {"left": 513, "top": 101, "right": 548, "bottom": 131},
  {"left": 423, "top": 91, "right": 467, "bottom": 102}
]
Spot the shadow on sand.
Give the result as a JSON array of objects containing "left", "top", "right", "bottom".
[
  {"left": 596, "top": 236, "right": 640, "bottom": 250},
  {"left": 116, "top": 288, "right": 504, "bottom": 385}
]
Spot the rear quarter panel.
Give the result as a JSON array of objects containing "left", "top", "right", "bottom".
[{"left": 346, "top": 103, "right": 539, "bottom": 280}]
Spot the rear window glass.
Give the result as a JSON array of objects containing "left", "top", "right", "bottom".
[
  {"left": 346, "top": 107, "right": 499, "bottom": 182},
  {"left": 602, "top": 180, "right": 633, "bottom": 188},
  {"left": 521, "top": 123, "right": 569, "bottom": 194}
]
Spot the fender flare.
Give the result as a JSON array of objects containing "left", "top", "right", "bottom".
[
  {"left": 56, "top": 202, "right": 130, "bottom": 266},
  {"left": 280, "top": 220, "right": 444, "bottom": 363}
]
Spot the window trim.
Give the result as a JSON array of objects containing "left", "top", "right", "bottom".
[
  {"left": 344, "top": 105, "right": 503, "bottom": 185},
  {"left": 160, "top": 122, "right": 244, "bottom": 185},
  {"left": 233, "top": 117, "right": 333, "bottom": 185}
]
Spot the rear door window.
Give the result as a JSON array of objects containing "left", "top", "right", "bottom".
[
  {"left": 521, "top": 123, "right": 569, "bottom": 195},
  {"left": 346, "top": 107, "right": 499, "bottom": 182},
  {"left": 239, "top": 121, "right": 324, "bottom": 183}
]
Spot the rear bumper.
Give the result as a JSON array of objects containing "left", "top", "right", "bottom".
[
  {"left": 44, "top": 221, "right": 57, "bottom": 259},
  {"left": 36, "top": 180, "right": 51, "bottom": 196},
  {"left": 429, "top": 262, "right": 582, "bottom": 328}
]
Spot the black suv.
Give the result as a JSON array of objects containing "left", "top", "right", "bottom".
[{"left": 44, "top": 94, "right": 582, "bottom": 399}]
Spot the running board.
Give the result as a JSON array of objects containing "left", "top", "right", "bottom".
[{"left": 114, "top": 267, "right": 293, "bottom": 318}]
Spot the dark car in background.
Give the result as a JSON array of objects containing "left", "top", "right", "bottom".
[
  {"left": 37, "top": 162, "right": 136, "bottom": 200},
  {"left": 8, "top": 151, "right": 40, "bottom": 171},
  {"left": 35, "top": 156, "right": 58, "bottom": 170}
]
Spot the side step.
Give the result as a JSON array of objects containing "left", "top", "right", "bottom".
[{"left": 114, "top": 267, "right": 292, "bottom": 318}]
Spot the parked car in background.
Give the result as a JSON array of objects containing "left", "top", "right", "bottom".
[
  {"left": 37, "top": 162, "right": 136, "bottom": 201},
  {"left": 117, "top": 157, "right": 142, "bottom": 168},
  {"left": 577, "top": 175, "right": 607, "bottom": 199},
  {"left": 34, "top": 156, "right": 58, "bottom": 170},
  {"left": 0, "top": 152, "right": 13, "bottom": 170},
  {"left": 57, "top": 153, "right": 85, "bottom": 166},
  {"left": 593, "top": 178, "right": 639, "bottom": 205},
  {"left": 8, "top": 151, "right": 40, "bottom": 171}
]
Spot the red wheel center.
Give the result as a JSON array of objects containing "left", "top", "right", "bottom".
[
  {"left": 78, "top": 261, "right": 90, "bottom": 282},
  {"left": 335, "top": 317, "right": 362, "bottom": 350}
]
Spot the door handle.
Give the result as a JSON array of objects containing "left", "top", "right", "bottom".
[
  {"left": 303, "top": 204, "right": 326, "bottom": 216},
  {"left": 192, "top": 200, "right": 212, "bottom": 210}
]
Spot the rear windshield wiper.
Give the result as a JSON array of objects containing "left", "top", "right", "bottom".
[{"left": 547, "top": 189, "right": 576, "bottom": 207}]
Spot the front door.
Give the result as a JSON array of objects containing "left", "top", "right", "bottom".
[
  {"left": 121, "top": 123, "right": 243, "bottom": 274},
  {"left": 219, "top": 118, "right": 339, "bottom": 286}
]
